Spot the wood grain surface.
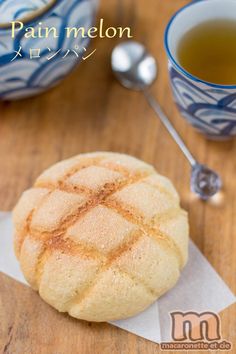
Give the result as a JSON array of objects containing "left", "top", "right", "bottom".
[{"left": 0, "top": 0, "right": 235, "bottom": 353}]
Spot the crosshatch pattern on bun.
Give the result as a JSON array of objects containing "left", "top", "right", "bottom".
[{"left": 13, "top": 152, "right": 189, "bottom": 322}]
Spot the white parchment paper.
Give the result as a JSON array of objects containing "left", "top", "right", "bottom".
[{"left": 0, "top": 212, "right": 235, "bottom": 343}]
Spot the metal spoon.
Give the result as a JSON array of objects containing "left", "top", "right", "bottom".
[{"left": 111, "top": 41, "right": 222, "bottom": 200}]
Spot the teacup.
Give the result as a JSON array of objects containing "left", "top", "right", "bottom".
[
  {"left": 0, "top": 0, "right": 99, "bottom": 100},
  {"left": 165, "top": 0, "right": 236, "bottom": 140}
]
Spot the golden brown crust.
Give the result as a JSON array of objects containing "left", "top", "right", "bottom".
[{"left": 13, "top": 152, "right": 189, "bottom": 322}]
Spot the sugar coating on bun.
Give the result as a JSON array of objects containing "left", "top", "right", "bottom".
[{"left": 13, "top": 152, "right": 189, "bottom": 322}]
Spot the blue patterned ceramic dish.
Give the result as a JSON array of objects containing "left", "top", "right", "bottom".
[
  {"left": 0, "top": 0, "right": 98, "bottom": 100},
  {"left": 0, "top": 0, "right": 53, "bottom": 22},
  {"left": 165, "top": 0, "right": 236, "bottom": 140}
]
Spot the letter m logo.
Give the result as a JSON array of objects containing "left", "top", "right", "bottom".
[{"left": 171, "top": 311, "right": 221, "bottom": 342}]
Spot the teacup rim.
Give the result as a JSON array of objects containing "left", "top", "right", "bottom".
[
  {"left": 164, "top": 0, "right": 236, "bottom": 89},
  {"left": 0, "top": 0, "right": 63, "bottom": 30}
]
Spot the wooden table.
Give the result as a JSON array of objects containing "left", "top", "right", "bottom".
[{"left": 0, "top": 0, "right": 235, "bottom": 353}]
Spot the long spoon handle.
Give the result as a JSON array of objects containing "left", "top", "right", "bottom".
[{"left": 144, "top": 91, "right": 196, "bottom": 167}]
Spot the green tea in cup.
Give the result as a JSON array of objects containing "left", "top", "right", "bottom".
[{"left": 177, "top": 19, "right": 236, "bottom": 85}]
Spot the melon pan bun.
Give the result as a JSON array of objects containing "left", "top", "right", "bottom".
[{"left": 13, "top": 152, "right": 189, "bottom": 322}]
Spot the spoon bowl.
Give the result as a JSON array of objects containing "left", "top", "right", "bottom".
[{"left": 111, "top": 41, "right": 157, "bottom": 90}]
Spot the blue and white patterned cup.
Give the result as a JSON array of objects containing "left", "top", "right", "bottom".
[
  {"left": 0, "top": 0, "right": 98, "bottom": 100},
  {"left": 165, "top": 0, "right": 236, "bottom": 140}
]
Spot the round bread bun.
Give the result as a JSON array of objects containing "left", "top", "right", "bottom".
[{"left": 13, "top": 152, "right": 189, "bottom": 322}]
